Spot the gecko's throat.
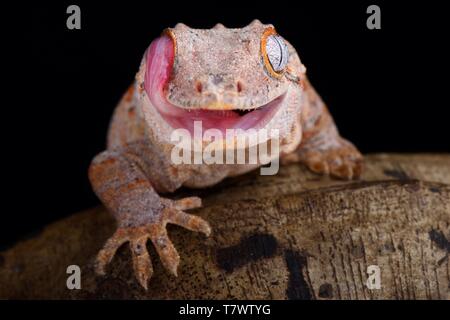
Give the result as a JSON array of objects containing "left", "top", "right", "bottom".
[{"left": 144, "top": 35, "right": 284, "bottom": 135}]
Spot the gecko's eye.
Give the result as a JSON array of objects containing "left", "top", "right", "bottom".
[
  {"left": 261, "top": 28, "right": 289, "bottom": 77},
  {"left": 266, "top": 35, "right": 289, "bottom": 72}
]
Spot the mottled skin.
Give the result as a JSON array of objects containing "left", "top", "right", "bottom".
[{"left": 89, "top": 20, "right": 363, "bottom": 289}]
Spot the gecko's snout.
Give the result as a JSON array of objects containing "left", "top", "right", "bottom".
[
  {"left": 192, "top": 74, "right": 245, "bottom": 110},
  {"left": 194, "top": 74, "right": 244, "bottom": 95}
]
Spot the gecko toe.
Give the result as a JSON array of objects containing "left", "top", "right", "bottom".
[
  {"left": 350, "top": 158, "right": 364, "bottom": 179},
  {"left": 166, "top": 209, "right": 212, "bottom": 236},
  {"left": 95, "top": 229, "right": 129, "bottom": 275},
  {"left": 173, "top": 196, "right": 202, "bottom": 210},
  {"left": 309, "top": 159, "right": 330, "bottom": 175},
  {"left": 130, "top": 236, "right": 153, "bottom": 290},
  {"left": 331, "top": 163, "right": 353, "bottom": 180},
  {"left": 150, "top": 227, "right": 180, "bottom": 277}
]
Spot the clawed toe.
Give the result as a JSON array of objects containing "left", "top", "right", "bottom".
[
  {"left": 309, "top": 159, "right": 330, "bottom": 175},
  {"left": 330, "top": 162, "right": 354, "bottom": 180},
  {"left": 173, "top": 196, "right": 202, "bottom": 210},
  {"left": 148, "top": 225, "right": 180, "bottom": 276},
  {"left": 130, "top": 236, "right": 153, "bottom": 290},
  {"left": 329, "top": 157, "right": 363, "bottom": 180},
  {"left": 301, "top": 141, "right": 363, "bottom": 180},
  {"left": 95, "top": 229, "right": 129, "bottom": 275},
  {"left": 165, "top": 208, "right": 212, "bottom": 236}
]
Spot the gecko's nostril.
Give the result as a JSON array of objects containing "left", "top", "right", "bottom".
[
  {"left": 237, "top": 81, "right": 244, "bottom": 93},
  {"left": 195, "top": 81, "right": 203, "bottom": 93}
]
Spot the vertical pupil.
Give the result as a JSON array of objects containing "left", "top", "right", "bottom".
[{"left": 266, "top": 35, "right": 288, "bottom": 72}]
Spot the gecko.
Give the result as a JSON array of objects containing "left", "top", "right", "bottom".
[{"left": 88, "top": 20, "right": 363, "bottom": 289}]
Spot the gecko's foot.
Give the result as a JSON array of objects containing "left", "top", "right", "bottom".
[
  {"left": 300, "top": 138, "right": 363, "bottom": 180},
  {"left": 94, "top": 196, "right": 210, "bottom": 290}
]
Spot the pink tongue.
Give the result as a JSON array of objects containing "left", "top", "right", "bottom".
[{"left": 144, "top": 35, "right": 174, "bottom": 112}]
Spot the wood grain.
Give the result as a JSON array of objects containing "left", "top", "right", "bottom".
[{"left": 0, "top": 153, "right": 449, "bottom": 299}]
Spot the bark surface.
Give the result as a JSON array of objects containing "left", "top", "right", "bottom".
[{"left": 1, "top": 154, "right": 449, "bottom": 299}]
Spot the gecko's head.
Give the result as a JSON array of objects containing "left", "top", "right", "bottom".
[{"left": 140, "top": 20, "right": 306, "bottom": 145}]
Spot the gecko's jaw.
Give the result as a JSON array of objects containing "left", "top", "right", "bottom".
[
  {"left": 144, "top": 34, "right": 286, "bottom": 135},
  {"left": 153, "top": 94, "right": 285, "bottom": 135}
]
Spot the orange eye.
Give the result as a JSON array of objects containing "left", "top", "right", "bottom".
[{"left": 261, "top": 28, "right": 289, "bottom": 78}]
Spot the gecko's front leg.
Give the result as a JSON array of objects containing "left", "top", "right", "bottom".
[
  {"left": 283, "top": 79, "right": 364, "bottom": 179},
  {"left": 88, "top": 148, "right": 210, "bottom": 289}
]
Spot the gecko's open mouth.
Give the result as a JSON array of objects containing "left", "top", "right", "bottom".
[{"left": 153, "top": 94, "right": 285, "bottom": 135}]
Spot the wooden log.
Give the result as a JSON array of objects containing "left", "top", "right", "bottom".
[{"left": 0, "top": 154, "right": 449, "bottom": 299}]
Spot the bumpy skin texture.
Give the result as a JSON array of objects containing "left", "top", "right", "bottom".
[{"left": 89, "top": 20, "right": 363, "bottom": 289}]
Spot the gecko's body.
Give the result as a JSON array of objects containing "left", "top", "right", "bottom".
[{"left": 89, "top": 20, "right": 363, "bottom": 289}]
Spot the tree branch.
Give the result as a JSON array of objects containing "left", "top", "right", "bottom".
[{"left": 1, "top": 154, "right": 449, "bottom": 299}]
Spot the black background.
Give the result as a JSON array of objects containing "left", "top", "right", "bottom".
[{"left": 5, "top": 1, "right": 448, "bottom": 248}]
